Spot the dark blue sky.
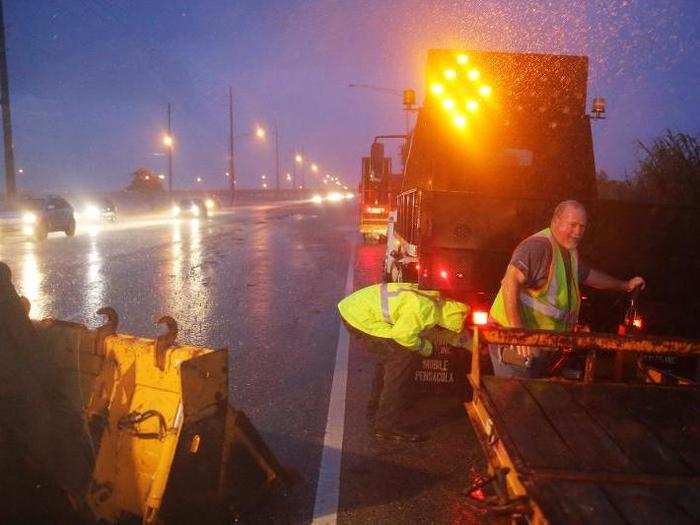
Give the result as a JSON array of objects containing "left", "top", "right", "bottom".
[{"left": 5, "top": 0, "right": 699, "bottom": 192}]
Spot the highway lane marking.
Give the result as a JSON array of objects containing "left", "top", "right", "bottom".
[{"left": 311, "top": 235, "right": 356, "bottom": 524}]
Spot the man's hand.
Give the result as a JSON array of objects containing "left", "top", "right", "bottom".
[{"left": 625, "top": 276, "right": 646, "bottom": 292}]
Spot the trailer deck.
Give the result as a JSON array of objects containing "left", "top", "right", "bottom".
[{"left": 467, "top": 327, "right": 700, "bottom": 524}]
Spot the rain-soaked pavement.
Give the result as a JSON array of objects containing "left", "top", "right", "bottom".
[{"left": 1, "top": 198, "right": 485, "bottom": 524}]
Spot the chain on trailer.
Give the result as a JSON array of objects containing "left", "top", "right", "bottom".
[{"left": 33, "top": 305, "right": 295, "bottom": 524}]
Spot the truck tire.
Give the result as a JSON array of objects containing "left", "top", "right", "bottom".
[
  {"left": 64, "top": 219, "right": 76, "bottom": 237},
  {"left": 34, "top": 223, "right": 48, "bottom": 242},
  {"left": 390, "top": 263, "right": 403, "bottom": 283}
]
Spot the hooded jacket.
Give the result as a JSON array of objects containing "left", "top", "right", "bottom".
[{"left": 337, "top": 283, "right": 468, "bottom": 356}]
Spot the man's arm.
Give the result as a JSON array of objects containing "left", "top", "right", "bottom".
[
  {"left": 584, "top": 269, "right": 645, "bottom": 292},
  {"left": 501, "top": 264, "right": 527, "bottom": 328}
]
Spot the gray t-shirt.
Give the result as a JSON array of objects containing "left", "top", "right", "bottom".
[{"left": 510, "top": 237, "right": 590, "bottom": 289}]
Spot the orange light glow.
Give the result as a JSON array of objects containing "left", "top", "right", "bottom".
[
  {"left": 456, "top": 53, "right": 469, "bottom": 65},
  {"left": 162, "top": 134, "right": 173, "bottom": 147},
  {"left": 453, "top": 114, "right": 467, "bottom": 128},
  {"left": 633, "top": 316, "right": 644, "bottom": 330},
  {"left": 472, "top": 311, "right": 489, "bottom": 326},
  {"left": 467, "top": 69, "right": 480, "bottom": 81},
  {"left": 479, "top": 85, "right": 492, "bottom": 97},
  {"left": 444, "top": 68, "right": 457, "bottom": 80},
  {"left": 442, "top": 98, "right": 455, "bottom": 110},
  {"left": 466, "top": 99, "right": 479, "bottom": 112},
  {"left": 430, "top": 83, "right": 445, "bottom": 95}
]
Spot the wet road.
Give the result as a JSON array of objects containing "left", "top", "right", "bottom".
[{"left": 0, "top": 199, "right": 484, "bottom": 524}]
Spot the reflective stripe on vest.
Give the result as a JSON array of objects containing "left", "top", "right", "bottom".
[{"left": 379, "top": 283, "right": 401, "bottom": 323}]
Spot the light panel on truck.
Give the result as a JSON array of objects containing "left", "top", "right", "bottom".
[
  {"left": 453, "top": 114, "right": 467, "bottom": 128},
  {"left": 478, "top": 85, "right": 492, "bottom": 97},
  {"left": 430, "top": 83, "right": 444, "bottom": 95},
  {"left": 427, "top": 52, "right": 496, "bottom": 131}
]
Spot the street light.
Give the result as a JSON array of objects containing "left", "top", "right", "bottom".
[
  {"left": 311, "top": 163, "right": 318, "bottom": 173},
  {"left": 196, "top": 176, "right": 203, "bottom": 183},
  {"left": 256, "top": 121, "right": 281, "bottom": 191}
]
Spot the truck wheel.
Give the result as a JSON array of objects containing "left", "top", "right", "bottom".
[
  {"left": 390, "top": 263, "right": 403, "bottom": 283},
  {"left": 34, "top": 223, "right": 48, "bottom": 242},
  {"left": 65, "top": 219, "right": 76, "bottom": 237}
]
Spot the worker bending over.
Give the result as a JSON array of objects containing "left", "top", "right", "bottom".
[{"left": 338, "top": 282, "right": 469, "bottom": 443}]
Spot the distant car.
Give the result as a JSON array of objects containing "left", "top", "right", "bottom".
[
  {"left": 78, "top": 197, "right": 117, "bottom": 223},
  {"left": 0, "top": 195, "right": 76, "bottom": 241},
  {"left": 171, "top": 198, "right": 208, "bottom": 219},
  {"left": 202, "top": 195, "right": 221, "bottom": 212}
]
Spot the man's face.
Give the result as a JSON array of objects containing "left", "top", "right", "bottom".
[{"left": 552, "top": 207, "right": 587, "bottom": 250}]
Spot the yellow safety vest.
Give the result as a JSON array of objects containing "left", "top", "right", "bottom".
[
  {"left": 337, "top": 283, "right": 468, "bottom": 357},
  {"left": 490, "top": 228, "right": 580, "bottom": 332}
]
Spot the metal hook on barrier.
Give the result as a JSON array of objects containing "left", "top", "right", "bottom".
[
  {"left": 96, "top": 307, "right": 119, "bottom": 355},
  {"left": 155, "top": 315, "right": 178, "bottom": 370}
]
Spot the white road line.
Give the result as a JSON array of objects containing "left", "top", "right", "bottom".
[{"left": 311, "top": 236, "right": 356, "bottom": 524}]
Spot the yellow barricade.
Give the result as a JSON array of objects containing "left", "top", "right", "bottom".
[{"left": 35, "top": 309, "right": 290, "bottom": 524}]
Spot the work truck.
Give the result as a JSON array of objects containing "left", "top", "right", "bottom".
[
  {"left": 358, "top": 140, "right": 402, "bottom": 241},
  {"left": 385, "top": 49, "right": 700, "bottom": 339}
]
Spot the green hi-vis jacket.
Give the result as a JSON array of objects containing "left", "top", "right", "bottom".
[
  {"left": 337, "top": 283, "right": 469, "bottom": 357},
  {"left": 490, "top": 228, "right": 580, "bottom": 332}
]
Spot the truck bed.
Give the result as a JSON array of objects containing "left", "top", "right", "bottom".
[{"left": 471, "top": 377, "right": 700, "bottom": 523}]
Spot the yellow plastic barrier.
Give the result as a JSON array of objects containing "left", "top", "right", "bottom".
[{"left": 35, "top": 309, "right": 290, "bottom": 524}]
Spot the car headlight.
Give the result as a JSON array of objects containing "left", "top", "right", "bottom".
[
  {"left": 311, "top": 194, "right": 324, "bottom": 204},
  {"left": 204, "top": 198, "right": 215, "bottom": 210},
  {"left": 84, "top": 204, "right": 100, "bottom": 219},
  {"left": 171, "top": 205, "right": 181, "bottom": 216},
  {"left": 190, "top": 204, "right": 200, "bottom": 216},
  {"left": 22, "top": 212, "right": 37, "bottom": 224},
  {"left": 326, "top": 192, "right": 343, "bottom": 202}
]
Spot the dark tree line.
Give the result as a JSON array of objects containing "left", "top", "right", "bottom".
[{"left": 597, "top": 130, "right": 700, "bottom": 207}]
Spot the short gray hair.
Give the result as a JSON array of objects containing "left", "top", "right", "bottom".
[{"left": 552, "top": 200, "right": 586, "bottom": 222}]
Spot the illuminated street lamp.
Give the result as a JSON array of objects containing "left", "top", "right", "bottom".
[
  {"left": 311, "top": 163, "right": 318, "bottom": 173},
  {"left": 158, "top": 173, "right": 166, "bottom": 180},
  {"left": 256, "top": 121, "right": 282, "bottom": 191},
  {"left": 164, "top": 102, "right": 173, "bottom": 192},
  {"left": 295, "top": 153, "right": 303, "bottom": 163},
  {"left": 196, "top": 176, "right": 203, "bottom": 183}
]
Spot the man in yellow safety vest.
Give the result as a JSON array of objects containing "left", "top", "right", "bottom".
[
  {"left": 338, "top": 282, "right": 469, "bottom": 443},
  {"left": 489, "top": 200, "right": 645, "bottom": 378}
]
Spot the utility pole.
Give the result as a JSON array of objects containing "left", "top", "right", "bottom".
[
  {"left": 274, "top": 119, "right": 280, "bottom": 192},
  {"left": 166, "top": 103, "right": 173, "bottom": 193},
  {"left": 0, "top": 0, "right": 16, "bottom": 200},
  {"left": 228, "top": 86, "right": 235, "bottom": 199}
]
